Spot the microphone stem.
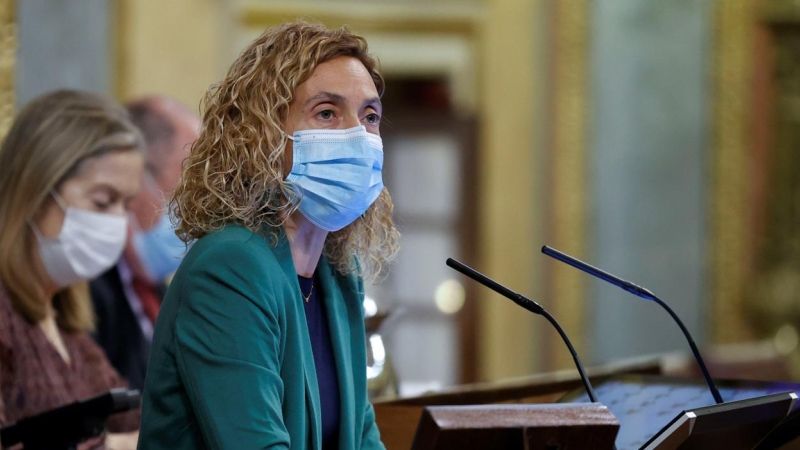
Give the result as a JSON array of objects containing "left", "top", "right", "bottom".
[
  {"left": 541, "top": 245, "right": 725, "bottom": 405},
  {"left": 538, "top": 308, "right": 598, "bottom": 403},
  {"left": 652, "top": 296, "right": 724, "bottom": 404},
  {"left": 446, "top": 258, "right": 599, "bottom": 404}
]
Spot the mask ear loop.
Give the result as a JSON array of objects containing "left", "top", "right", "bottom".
[
  {"left": 28, "top": 190, "right": 69, "bottom": 242},
  {"left": 128, "top": 209, "right": 145, "bottom": 235},
  {"left": 28, "top": 220, "right": 45, "bottom": 241},
  {"left": 142, "top": 169, "right": 172, "bottom": 220},
  {"left": 283, "top": 132, "right": 297, "bottom": 186},
  {"left": 50, "top": 190, "right": 69, "bottom": 212}
]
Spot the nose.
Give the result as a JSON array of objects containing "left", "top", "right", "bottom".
[
  {"left": 343, "top": 112, "right": 361, "bottom": 129},
  {"left": 112, "top": 202, "right": 128, "bottom": 217}
]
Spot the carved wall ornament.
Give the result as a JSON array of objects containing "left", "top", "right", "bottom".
[{"left": 747, "top": 0, "right": 800, "bottom": 377}]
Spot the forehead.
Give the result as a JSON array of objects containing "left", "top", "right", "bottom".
[
  {"left": 170, "top": 113, "right": 200, "bottom": 150},
  {"left": 295, "top": 56, "right": 378, "bottom": 102},
  {"left": 68, "top": 150, "right": 143, "bottom": 193},
  {"left": 159, "top": 100, "right": 201, "bottom": 138}
]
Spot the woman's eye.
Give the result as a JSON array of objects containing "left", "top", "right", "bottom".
[
  {"left": 317, "top": 110, "right": 334, "bottom": 120},
  {"left": 92, "top": 195, "right": 114, "bottom": 211},
  {"left": 93, "top": 201, "right": 110, "bottom": 210},
  {"left": 364, "top": 113, "right": 381, "bottom": 124}
]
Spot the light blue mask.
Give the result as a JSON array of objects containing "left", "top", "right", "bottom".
[
  {"left": 132, "top": 211, "right": 187, "bottom": 283},
  {"left": 286, "top": 125, "right": 384, "bottom": 232}
]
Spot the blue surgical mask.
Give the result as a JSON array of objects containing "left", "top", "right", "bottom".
[
  {"left": 286, "top": 125, "right": 384, "bottom": 232},
  {"left": 132, "top": 211, "right": 187, "bottom": 283}
]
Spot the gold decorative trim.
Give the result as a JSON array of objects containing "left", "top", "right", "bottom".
[
  {"left": 478, "top": 0, "right": 544, "bottom": 380},
  {"left": 710, "top": 0, "right": 757, "bottom": 343},
  {"left": 239, "top": 1, "right": 482, "bottom": 33},
  {"left": 548, "top": 0, "right": 589, "bottom": 370},
  {"left": 0, "top": 0, "right": 14, "bottom": 138}
]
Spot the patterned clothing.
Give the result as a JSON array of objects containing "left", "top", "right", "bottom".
[{"left": 0, "top": 281, "right": 139, "bottom": 449}]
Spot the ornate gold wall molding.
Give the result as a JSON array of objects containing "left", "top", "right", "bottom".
[
  {"left": 479, "top": 0, "right": 547, "bottom": 380},
  {"left": 239, "top": 1, "right": 481, "bottom": 34},
  {"left": 547, "top": 0, "right": 589, "bottom": 370},
  {"left": 0, "top": 0, "right": 14, "bottom": 138},
  {"left": 710, "top": 0, "right": 758, "bottom": 344},
  {"left": 238, "top": 2, "right": 482, "bottom": 116},
  {"left": 745, "top": 1, "right": 800, "bottom": 375}
]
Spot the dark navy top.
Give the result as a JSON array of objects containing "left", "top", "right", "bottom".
[{"left": 298, "top": 275, "right": 340, "bottom": 450}]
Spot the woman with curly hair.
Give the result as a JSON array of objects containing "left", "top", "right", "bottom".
[{"left": 138, "top": 22, "right": 399, "bottom": 450}]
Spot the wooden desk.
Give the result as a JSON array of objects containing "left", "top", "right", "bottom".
[{"left": 374, "top": 358, "right": 661, "bottom": 449}]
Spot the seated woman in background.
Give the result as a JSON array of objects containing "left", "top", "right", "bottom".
[{"left": 0, "top": 90, "right": 144, "bottom": 449}]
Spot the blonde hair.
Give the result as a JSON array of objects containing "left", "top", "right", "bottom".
[
  {"left": 0, "top": 89, "right": 143, "bottom": 332},
  {"left": 173, "top": 22, "right": 399, "bottom": 277}
]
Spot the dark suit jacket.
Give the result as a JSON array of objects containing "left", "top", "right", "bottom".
[{"left": 90, "top": 265, "right": 151, "bottom": 391}]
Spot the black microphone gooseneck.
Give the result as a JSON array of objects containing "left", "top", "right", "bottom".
[
  {"left": 541, "top": 245, "right": 724, "bottom": 405},
  {"left": 446, "top": 257, "right": 598, "bottom": 403}
]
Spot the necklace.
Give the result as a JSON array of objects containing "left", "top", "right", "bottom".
[{"left": 301, "top": 283, "right": 314, "bottom": 303}]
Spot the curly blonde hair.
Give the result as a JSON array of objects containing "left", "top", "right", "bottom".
[{"left": 172, "top": 22, "right": 399, "bottom": 277}]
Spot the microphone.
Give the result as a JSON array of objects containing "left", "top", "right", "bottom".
[
  {"left": 541, "top": 245, "right": 724, "bottom": 404},
  {"left": 446, "top": 257, "right": 598, "bottom": 403},
  {"left": 1, "top": 388, "right": 141, "bottom": 449}
]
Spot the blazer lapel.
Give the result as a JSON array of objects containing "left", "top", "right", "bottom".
[
  {"left": 272, "top": 232, "right": 320, "bottom": 450},
  {"left": 317, "top": 257, "right": 356, "bottom": 449}
]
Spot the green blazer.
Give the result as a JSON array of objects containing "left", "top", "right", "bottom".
[{"left": 137, "top": 225, "right": 385, "bottom": 450}]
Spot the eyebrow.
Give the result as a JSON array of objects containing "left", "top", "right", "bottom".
[
  {"left": 362, "top": 96, "right": 382, "bottom": 111},
  {"left": 304, "top": 91, "right": 346, "bottom": 107},
  {"left": 304, "top": 91, "right": 383, "bottom": 110},
  {"left": 89, "top": 183, "right": 123, "bottom": 198}
]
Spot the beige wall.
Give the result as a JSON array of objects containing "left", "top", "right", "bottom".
[
  {"left": 115, "top": 0, "right": 232, "bottom": 109},
  {"left": 478, "top": 0, "right": 547, "bottom": 380},
  {"left": 107, "top": 0, "right": 795, "bottom": 384},
  {"left": 233, "top": 0, "right": 550, "bottom": 381},
  {"left": 116, "top": 0, "right": 550, "bottom": 383}
]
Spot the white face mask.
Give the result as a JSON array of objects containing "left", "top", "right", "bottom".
[{"left": 32, "top": 192, "right": 128, "bottom": 288}]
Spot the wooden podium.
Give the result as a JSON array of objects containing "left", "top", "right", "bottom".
[
  {"left": 374, "top": 358, "right": 661, "bottom": 450},
  {"left": 374, "top": 356, "right": 800, "bottom": 450},
  {"left": 411, "top": 403, "right": 619, "bottom": 449}
]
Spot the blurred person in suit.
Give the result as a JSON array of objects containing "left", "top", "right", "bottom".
[
  {"left": 0, "top": 89, "right": 143, "bottom": 449},
  {"left": 138, "top": 22, "right": 399, "bottom": 450},
  {"left": 90, "top": 96, "right": 199, "bottom": 391}
]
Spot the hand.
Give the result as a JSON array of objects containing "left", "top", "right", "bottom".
[{"left": 105, "top": 431, "right": 139, "bottom": 450}]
